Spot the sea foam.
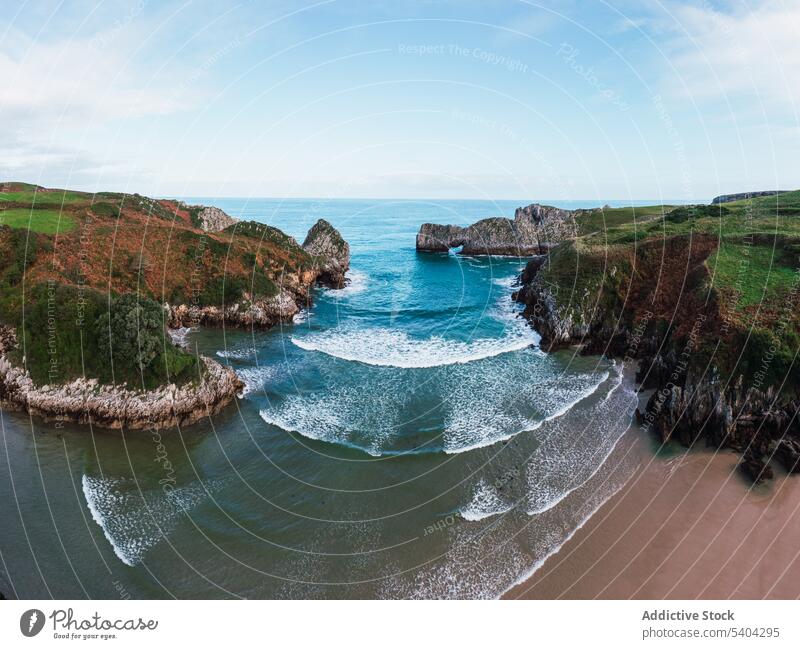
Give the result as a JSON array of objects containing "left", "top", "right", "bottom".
[
  {"left": 82, "top": 475, "right": 220, "bottom": 566},
  {"left": 291, "top": 325, "right": 537, "bottom": 369},
  {"left": 458, "top": 479, "right": 514, "bottom": 521}
]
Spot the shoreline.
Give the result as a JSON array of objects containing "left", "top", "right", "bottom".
[{"left": 504, "top": 427, "right": 800, "bottom": 599}]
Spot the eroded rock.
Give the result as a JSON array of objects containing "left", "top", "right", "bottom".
[{"left": 302, "top": 219, "right": 350, "bottom": 288}]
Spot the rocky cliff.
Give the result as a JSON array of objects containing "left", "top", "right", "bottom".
[
  {"left": 167, "top": 287, "right": 308, "bottom": 329},
  {"left": 193, "top": 205, "right": 239, "bottom": 231},
  {"left": 512, "top": 192, "right": 800, "bottom": 483},
  {"left": 302, "top": 218, "right": 351, "bottom": 288},
  {"left": 0, "top": 182, "right": 351, "bottom": 430},
  {"left": 416, "top": 203, "right": 577, "bottom": 255},
  {"left": 711, "top": 190, "right": 788, "bottom": 204}
]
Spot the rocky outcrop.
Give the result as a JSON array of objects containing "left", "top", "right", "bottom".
[
  {"left": 302, "top": 219, "right": 350, "bottom": 288},
  {"left": 711, "top": 190, "right": 788, "bottom": 204},
  {"left": 513, "top": 204, "right": 578, "bottom": 249},
  {"left": 637, "top": 361, "right": 800, "bottom": 483},
  {"left": 416, "top": 223, "right": 469, "bottom": 253},
  {"left": 515, "top": 274, "right": 592, "bottom": 349},
  {"left": 194, "top": 206, "right": 238, "bottom": 232},
  {"left": 416, "top": 203, "right": 577, "bottom": 255},
  {"left": 513, "top": 243, "right": 800, "bottom": 483},
  {"left": 167, "top": 288, "right": 303, "bottom": 329},
  {"left": 0, "top": 327, "right": 243, "bottom": 430}
]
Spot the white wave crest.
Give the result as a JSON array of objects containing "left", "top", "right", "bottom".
[
  {"left": 329, "top": 269, "right": 368, "bottom": 297},
  {"left": 82, "top": 475, "right": 220, "bottom": 566},
  {"left": 216, "top": 347, "right": 257, "bottom": 361},
  {"left": 291, "top": 326, "right": 537, "bottom": 369},
  {"left": 442, "top": 370, "right": 609, "bottom": 454},
  {"left": 458, "top": 479, "right": 513, "bottom": 521},
  {"left": 167, "top": 326, "right": 194, "bottom": 349},
  {"left": 237, "top": 366, "right": 276, "bottom": 398},
  {"left": 525, "top": 364, "right": 636, "bottom": 515}
]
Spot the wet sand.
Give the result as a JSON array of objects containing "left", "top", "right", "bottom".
[{"left": 505, "top": 430, "right": 800, "bottom": 599}]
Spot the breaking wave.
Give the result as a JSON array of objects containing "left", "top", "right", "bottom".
[
  {"left": 82, "top": 475, "right": 221, "bottom": 566},
  {"left": 458, "top": 479, "right": 514, "bottom": 521},
  {"left": 327, "top": 269, "right": 369, "bottom": 297},
  {"left": 291, "top": 326, "right": 537, "bottom": 369},
  {"left": 216, "top": 347, "right": 258, "bottom": 361}
]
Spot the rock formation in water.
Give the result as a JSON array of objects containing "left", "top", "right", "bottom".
[
  {"left": 0, "top": 327, "right": 243, "bottom": 430},
  {"left": 416, "top": 203, "right": 578, "bottom": 255},
  {"left": 302, "top": 218, "right": 351, "bottom": 288},
  {"left": 0, "top": 182, "right": 351, "bottom": 430}
]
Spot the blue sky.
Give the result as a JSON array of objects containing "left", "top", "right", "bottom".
[{"left": 1, "top": 0, "right": 797, "bottom": 201}]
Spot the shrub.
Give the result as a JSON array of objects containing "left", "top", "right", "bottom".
[{"left": 96, "top": 293, "right": 165, "bottom": 371}]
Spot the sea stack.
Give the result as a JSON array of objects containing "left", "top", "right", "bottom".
[
  {"left": 302, "top": 218, "right": 351, "bottom": 288},
  {"left": 415, "top": 203, "right": 577, "bottom": 256}
]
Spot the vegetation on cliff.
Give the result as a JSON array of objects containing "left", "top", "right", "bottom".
[
  {"left": 0, "top": 181, "right": 327, "bottom": 392},
  {"left": 515, "top": 190, "right": 800, "bottom": 481}
]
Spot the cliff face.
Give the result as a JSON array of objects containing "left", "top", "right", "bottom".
[
  {"left": 416, "top": 202, "right": 577, "bottom": 255},
  {"left": 302, "top": 218, "right": 351, "bottom": 288},
  {"left": 167, "top": 288, "right": 306, "bottom": 329},
  {"left": 512, "top": 191, "right": 800, "bottom": 483},
  {"left": 637, "top": 365, "right": 800, "bottom": 482},
  {"left": 193, "top": 205, "right": 238, "bottom": 231},
  {"left": 711, "top": 190, "right": 788, "bottom": 204}
]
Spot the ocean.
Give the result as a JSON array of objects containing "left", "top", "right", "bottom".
[{"left": 0, "top": 198, "right": 653, "bottom": 599}]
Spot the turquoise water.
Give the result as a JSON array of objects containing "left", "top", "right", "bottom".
[{"left": 0, "top": 198, "right": 647, "bottom": 599}]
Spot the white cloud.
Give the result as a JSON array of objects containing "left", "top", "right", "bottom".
[
  {"left": 656, "top": 1, "right": 800, "bottom": 117},
  {"left": 0, "top": 28, "right": 183, "bottom": 130}
]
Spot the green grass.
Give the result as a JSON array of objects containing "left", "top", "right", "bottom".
[
  {"left": 719, "top": 190, "right": 800, "bottom": 213},
  {"left": 0, "top": 208, "right": 76, "bottom": 234},
  {"left": 0, "top": 189, "right": 91, "bottom": 207},
  {"left": 575, "top": 204, "right": 674, "bottom": 236},
  {"left": 578, "top": 190, "right": 800, "bottom": 247},
  {"left": 707, "top": 241, "right": 799, "bottom": 309}
]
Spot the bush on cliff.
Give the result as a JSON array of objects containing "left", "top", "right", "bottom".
[
  {"left": 96, "top": 293, "right": 164, "bottom": 372},
  {"left": 96, "top": 292, "right": 196, "bottom": 387},
  {"left": 14, "top": 284, "right": 196, "bottom": 388}
]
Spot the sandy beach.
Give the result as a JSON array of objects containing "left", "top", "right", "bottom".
[{"left": 505, "top": 429, "right": 800, "bottom": 599}]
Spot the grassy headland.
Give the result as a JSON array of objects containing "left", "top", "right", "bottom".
[
  {"left": 517, "top": 190, "right": 800, "bottom": 480},
  {"left": 0, "top": 181, "right": 317, "bottom": 389}
]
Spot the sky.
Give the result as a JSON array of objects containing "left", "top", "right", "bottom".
[{"left": 0, "top": 0, "right": 798, "bottom": 202}]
